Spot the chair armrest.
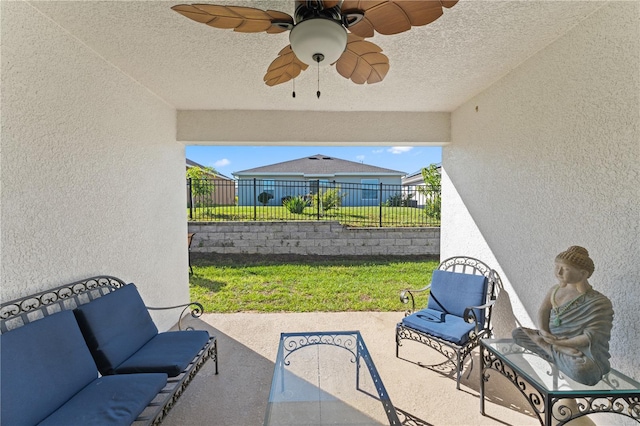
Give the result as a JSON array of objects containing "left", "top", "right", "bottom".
[
  {"left": 462, "top": 298, "right": 497, "bottom": 332},
  {"left": 399, "top": 284, "right": 431, "bottom": 316},
  {"left": 146, "top": 302, "right": 204, "bottom": 331}
]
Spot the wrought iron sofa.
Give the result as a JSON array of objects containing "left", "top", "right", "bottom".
[
  {"left": 0, "top": 276, "right": 218, "bottom": 425},
  {"left": 396, "top": 256, "right": 501, "bottom": 389}
]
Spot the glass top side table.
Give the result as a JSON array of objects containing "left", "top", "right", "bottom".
[{"left": 480, "top": 338, "right": 640, "bottom": 425}]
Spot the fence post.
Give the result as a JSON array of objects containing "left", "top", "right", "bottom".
[
  {"left": 188, "top": 178, "right": 193, "bottom": 220},
  {"left": 253, "top": 178, "right": 257, "bottom": 221},
  {"left": 317, "top": 179, "right": 321, "bottom": 221},
  {"left": 379, "top": 183, "right": 383, "bottom": 227}
]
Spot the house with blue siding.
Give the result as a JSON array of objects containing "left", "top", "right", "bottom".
[{"left": 233, "top": 154, "right": 406, "bottom": 207}]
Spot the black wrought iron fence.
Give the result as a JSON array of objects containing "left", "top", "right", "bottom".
[{"left": 187, "top": 178, "right": 440, "bottom": 227}]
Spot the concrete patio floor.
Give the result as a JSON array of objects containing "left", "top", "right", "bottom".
[{"left": 161, "top": 312, "right": 549, "bottom": 426}]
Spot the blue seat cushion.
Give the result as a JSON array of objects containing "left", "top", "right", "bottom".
[
  {"left": 414, "top": 308, "right": 446, "bottom": 322},
  {"left": 427, "top": 270, "right": 488, "bottom": 326},
  {"left": 39, "top": 373, "right": 167, "bottom": 426},
  {"left": 74, "top": 284, "right": 159, "bottom": 375},
  {"left": 401, "top": 309, "right": 477, "bottom": 346},
  {"left": 1, "top": 310, "right": 98, "bottom": 426},
  {"left": 114, "top": 330, "right": 210, "bottom": 377}
]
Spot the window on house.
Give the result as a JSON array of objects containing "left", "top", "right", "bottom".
[
  {"left": 361, "top": 179, "right": 379, "bottom": 200},
  {"left": 263, "top": 180, "right": 275, "bottom": 195},
  {"left": 309, "top": 179, "right": 331, "bottom": 194}
]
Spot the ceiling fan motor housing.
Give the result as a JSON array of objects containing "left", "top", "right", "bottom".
[{"left": 290, "top": 18, "right": 347, "bottom": 66}]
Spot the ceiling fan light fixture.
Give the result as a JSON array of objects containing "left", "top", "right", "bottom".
[{"left": 289, "top": 18, "right": 347, "bottom": 66}]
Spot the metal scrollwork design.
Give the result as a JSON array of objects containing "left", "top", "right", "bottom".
[
  {"left": 549, "top": 396, "right": 640, "bottom": 425},
  {"left": 553, "top": 400, "right": 574, "bottom": 422},
  {"left": 282, "top": 332, "right": 358, "bottom": 365},
  {"left": 483, "top": 348, "right": 546, "bottom": 420},
  {"left": 180, "top": 302, "right": 204, "bottom": 330},
  {"left": 630, "top": 397, "right": 640, "bottom": 419},
  {"left": 396, "top": 324, "right": 460, "bottom": 374},
  {"left": 439, "top": 256, "right": 492, "bottom": 278},
  {"left": 1, "top": 275, "right": 125, "bottom": 333},
  {"left": 147, "top": 301, "right": 205, "bottom": 331}
]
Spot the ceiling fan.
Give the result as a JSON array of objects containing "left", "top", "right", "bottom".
[{"left": 172, "top": 0, "right": 458, "bottom": 91}]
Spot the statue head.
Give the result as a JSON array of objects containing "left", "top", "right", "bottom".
[{"left": 555, "top": 246, "right": 595, "bottom": 278}]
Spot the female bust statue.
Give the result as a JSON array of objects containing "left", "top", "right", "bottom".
[{"left": 512, "top": 246, "right": 614, "bottom": 386}]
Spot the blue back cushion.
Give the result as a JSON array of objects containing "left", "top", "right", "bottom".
[
  {"left": 0, "top": 310, "right": 98, "bottom": 426},
  {"left": 427, "top": 270, "right": 488, "bottom": 325},
  {"left": 74, "top": 284, "right": 158, "bottom": 375}
]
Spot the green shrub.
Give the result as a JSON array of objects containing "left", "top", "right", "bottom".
[
  {"left": 313, "top": 187, "right": 347, "bottom": 212},
  {"left": 424, "top": 194, "right": 441, "bottom": 220},
  {"left": 283, "top": 196, "right": 307, "bottom": 214},
  {"left": 257, "top": 191, "right": 274, "bottom": 206},
  {"left": 417, "top": 165, "right": 441, "bottom": 220},
  {"left": 385, "top": 192, "right": 414, "bottom": 207}
]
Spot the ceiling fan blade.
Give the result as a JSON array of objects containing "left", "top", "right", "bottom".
[
  {"left": 321, "top": 0, "right": 340, "bottom": 8},
  {"left": 264, "top": 46, "right": 309, "bottom": 86},
  {"left": 171, "top": 4, "right": 294, "bottom": 33},
  {"left": 342, "top": 0, "right": 455, "bottom": 37},
  {"left": 334, "top": 34, "right": 389, "bottom": 84}
]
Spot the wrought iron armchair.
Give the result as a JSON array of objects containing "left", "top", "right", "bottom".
[{"left": 396, "top": 256, "right": 501, "bottom": 389}]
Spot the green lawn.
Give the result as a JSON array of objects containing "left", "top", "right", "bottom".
[
  {"left": 189, "top": 256, "right": 438, "bottom": 313},
  {"left": 188, "top": 205, "right": 440, "bottom": 227}
]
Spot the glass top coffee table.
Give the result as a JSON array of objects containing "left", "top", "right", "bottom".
[{"left": 264, "top": 331, "right": 400, "bottom": 425}]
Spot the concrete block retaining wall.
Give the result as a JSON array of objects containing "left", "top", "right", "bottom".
[{"left": 188, "top": 222, "right": 440, "bottom": 256}]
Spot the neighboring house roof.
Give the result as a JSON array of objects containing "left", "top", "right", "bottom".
[
  {"left": 402, "top": 164, "right": 441, "bottom": 185},
  {"left": 186, "top": 158, "right": 205, "bottom": 168},
  {"left": 186, "top": 158, "right": 233, "bottom": 180},
  {"left": 233, "top": 154, "right": 406, "bottom": 178}
]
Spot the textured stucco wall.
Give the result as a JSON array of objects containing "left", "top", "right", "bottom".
[
  {"left": 1, "top": 2, "right": 186, "bottom": 330},
  {"left": 189, "top": 222, "right": 440, "bottom": 257},
  {"left": 442, "top": 2, "right": 639, "bottom": 378},
  {"left": 178, "top": 110, "right": 450, "bottom": 145}
]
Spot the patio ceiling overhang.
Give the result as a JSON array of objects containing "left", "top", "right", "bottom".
[{"left": 26, "top": 1, "right": 606, "bottom": 118}]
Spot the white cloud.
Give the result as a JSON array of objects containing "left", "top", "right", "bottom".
[
  {"left": 387, "top": 146, "right": 413, "bottom": 154},
  {"left": 214, "top": 158, "right": 230, "bottom": 167},
  {"left": 356, "top": 155, "right": 365, "bottom": 161},
  {"left": 372, "top": 149, "right": 384, "bottom": 154}
]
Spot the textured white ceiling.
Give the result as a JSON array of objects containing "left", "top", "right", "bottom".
[{"left": 30, "top": 1, "right": 605, "bottom": 112}]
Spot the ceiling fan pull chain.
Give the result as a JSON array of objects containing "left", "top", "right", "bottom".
[
  {"left": 316, "top": 57, "right": 321, "bottom": 99},
  {"left": 292, "top": 78, "right": 296, "bottom": 98}
]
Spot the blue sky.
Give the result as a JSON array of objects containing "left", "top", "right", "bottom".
[{"left": 185, "top": 146, "right": 441, "bottom": 178}]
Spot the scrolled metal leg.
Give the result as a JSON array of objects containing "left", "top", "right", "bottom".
[
  {"left": 213, "top": 338, "right": 219, "bottom": 375},
  {"left": 480, "top": 344, "right": 486, "bottom": 416},
  {"left": 456, "top": 350, "right": 462, "bottom": 390}
]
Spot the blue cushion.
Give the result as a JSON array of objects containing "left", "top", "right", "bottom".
[
  {"left": 74, "top": 284, "right": 158, "bottom": 375},
  {"left": 402, "top": 309, "right": 477, "bottom": 345},
  {"left": 1, "top": 311, "right": 98, "bottom": 426},
  {"left": 39, "top": 373, "right": 167, "bottom": 426},
  {"left": 427, "top": 270, "right": 488, "bottom": 326},
  {"left": 114, "top": 330, "right": 210, "bottom": 377},
  {"left": 415, "top": 308, "right": 446, "bottom": 322}
]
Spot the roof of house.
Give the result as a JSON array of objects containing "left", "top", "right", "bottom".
[
  {"left": 402, "top": 164, "right": 442, "bottom": 185},
  {"left": 186, "top": 158, "right": 205, "bottom": 168},
  {"left": 186, "top": 158, "right": 233, "bottom": 180},
  {"left": 233, "top": 154, "right": 406, "bottom": 177}
]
